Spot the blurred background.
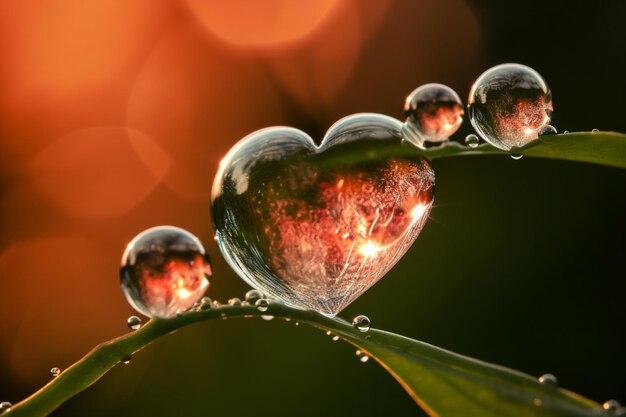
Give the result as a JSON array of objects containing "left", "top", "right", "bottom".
[{"left": 1, "top": 1, "right": 625, "bottom": 416}]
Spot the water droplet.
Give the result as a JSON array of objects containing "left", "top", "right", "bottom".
[
  {"left": 212, "top": 115, "right": 435, "bottom": 316},
  {"left": 122, "top": 356, "right": 132, "bottom": 365},
  {"left": 539, "top": 125, "right": 557, "bottom": 136},
  {"left": 0, "top": 402, "right": 12, "bottom": 414},
  {"left": 352, "top": 315, "right": 371, "bottom": 332},
  {"left": 510, "top": 149, "right": 524, "bottom": 160},
  {"left": 228, "top": 297, "right": 241, "bottom": 306},
  {"left": 294, "top": 321, "right": 300, "bottom": 326},
  {"left": 464, "top": 134, "right": 480, "bottom": 148},
  {"left": 199, "top": 297, "right": 212, "bottom": 310},
  {"left": 50, "top": 367, "right": 61, "bottom": 377},
  {"left": 326, "top": 330, "right": 332, "bottom": 336},
  {"left": 604, "top": 400, "right": 622, "bottom": 412},
  {"left": 120, "top": 226, "right": 212, "bottom": 319},
  {"left": 468, "top": 63, "right": 553, "bottom": 150},
  {"left": 127, "top": 315, "right": 142, "bottom": 331},
  {"left": 241, "top": 300, "right": 250, "bottom": 307},
  {"left": 403, "top": 83, "right": 464, "bottom": 145},
  {"left": 332, "top": 335, "right": 340, "bottom": 342},
  {"left": 592, "top": 128, "right": 599, "bottom": 133},
  {"left": 261, "top": 315, "right": 274, "bottom": 321},
  {"left": 538, "top": 373, "right": 558, "bottom": 388},
  {"left": 212, "top": 300, "right": 222, "bottom": 308},
  {"left": 255, "top": 298, "right": 269, "bottom": 312},
  {"left": 360, "top": 355, "right": 369, "bottom": 363},
  {"left": 563, "top": 130, "right": 569, "bottom": 134},
  {"left": 245, "top": 289, "right": 263, "bottom": 303}
]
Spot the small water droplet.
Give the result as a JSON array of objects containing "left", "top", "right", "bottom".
[
  {"left": 539, "top": 125, "right": 557, "bottom": 136},
  {"left": 0, "top": 402, "right": 12, "bottom": 414},
  {"left": 122, "top": 356, "right": 132, "bottom": 365},
  {"left": 212, "top": 300, "right": 222, "bottom": 308},
  {"left": 127, "top": 315, "right": 142, "bottom": 331},
  {"left": 294, "top": 321, "right": 300, "bottom": 326},
  {"left": 563, "top": 130, "right": 569, "bottom": 134},
  {"left": 538, "top": 373, "right": 558, "bottom": 388},
  {"left": 50, "top": 367, "right": 61, "bottom": 377},
  {"left": 228, "top": 298, "right": 241, "bottom": 306},
  {"left": 244, "top": 289, "right": 263, "bottom": 303},
  {"left": 592, "top": 128, "right": 600, "bottom": 133},
  {"left": 120, "top": 226, "right": 212, "bottom": 318},
  {"left": 241, "top": 300, "right": 251, "bottom": 307},
  {"left": 360, "top": 355, "right": 370, "bottom": 363},
  {"left": 255, "top": 298, "right": 269, "bottom": 312},
  {"left": 604, "top": 400, "right": 622, "bottom": 412},
  {"left": 261, "top": 315, "right": 274, "bottom": 321},
  {"left": 404, "top": 83, "right": 464, "bottom": 145},
  {"left": 352, "top": 315, "right": 371, "bottom": 332},
  {"left": 464, "top": 134, "right": 480, "bottom": 148},
  {"left": 510, "top": 149, "right": 524, "bottom": 160},
  {"left": 199, "top": 297, "right": 212, "bottom": 310},
  {"left": 284, "top": 317, "right": 292, "bottom": 322},
  {"left": 468, "top": 63, "right": 553, "bottom": 150},
  {"left": 332, "top": 335, "right": 340, "bottom": 342}
]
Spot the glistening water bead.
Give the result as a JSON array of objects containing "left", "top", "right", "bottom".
[
  {"left": 468, "top": 63, "right": 553, "bottom": 150},
  {"left": 0, "top": 402, "right": 12, "bottom": 414},
  {"left": 120, "top": 226, "right": 212, "bottom": 319},
  {"left": 212, "top": 114, "right": 435, "bottom": 317},
  {"left": 538, "top": 373, "right": 558, "bottom": 388},
  {"left": 51, "top": 367, "right": 61, "bottom": 377},
  {"left": 353, "top": 315, "right": 371, "bottom": 332},
  {"left": 403, "top": 83, "right": 464, "bottom": 146},
  {"left": 127, "top": 315, "right": 142, "bottom": 331},
  {"left": 464, "top": 134, "right": 480, "bottom": 148}
]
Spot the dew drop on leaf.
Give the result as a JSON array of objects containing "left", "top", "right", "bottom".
[
  {"left": 261, "top": 315, "right": 274, "bottom": 321},
  {"left": 464, "top": 134, "right": 480, "bottom": 148},
  {"left": 228, "top": 297, "right": 241, "bottom": 306},
  {"left": 127, "top": 315, "right": 142, "bottom": 331},
  {"left": 122, "top": 356, "right": 132, "bottom": 365},
  {"left": 539, "top": 125, "right": 557, "bottom": 136},
  {"left": 592, "top": 128, "right": 600, "bottom": 133},
  {"left": 352, "top": 315, "right": 371, "bottom": 332},
  {"left": 468, "top": 63, "right": 553, "bottom": 150},
  {"left": 50, "top": 367, "right": 61, "bottom": 377},
  {"left": 0, "top": 402, "right": 12, "bottom": 414},
  {"left": 120, "top": 226, "right": 212, "bottom": 319},
  {"left": 603, "top": 400, "right": 621, "bottom": 412},
  {"left": 199, "top": 297, "right": 212, "bottom": 310},
  {"left": 403, "top": 83, "right": 464, "bottom": 145},
  {"left": 538, "top": 373, "right": 558, "bottom": 388},
  {"left": 510, "top": 149, "right": 524, "bottom": 160},
  {"left": 255, "top": 298, "right": 269, "bottom": 312}
]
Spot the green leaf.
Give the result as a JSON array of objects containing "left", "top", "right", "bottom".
[
  {"left": 425, "top": 131, "right": 626, "bottom": 169},
  {"left": 8, "top": 303, "right": 600, "bottom": 417}
]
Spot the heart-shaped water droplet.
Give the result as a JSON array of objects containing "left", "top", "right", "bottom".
[{"left": 211, "top": 114, "right": 434, "bottom": 316}]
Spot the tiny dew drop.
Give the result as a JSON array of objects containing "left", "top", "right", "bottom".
[
  {"left": 122, "top": 356, "right": 132, "bottom": 365},
  {"left": 563, "top": 130, "right": 569, "bottom": 134},
  {"left": 326, "top": 330, "right": 332, "bottom": 336},
  {"left": 464, "top": 134, "right": 480, "bottom": 148},
  {"left": 255, "top": 298, "right": 269, "bottom": 312},
  {"left": 200, "top": 297, "right": 212, "bottom": 310},
  {"left": 332, "top": 335, "right": 340, "bottom": 342},
  {"left": 360, "top": 355, "right": 370, "bottom": 363},
  {"left": 127, "top": 315, "right": 142, "bottom": 331},
  {"left": 538, "top": 373, "right": 558, "bottom": 388},
  {"left": 539, "top": 125, "right": 557, "bottom": 136},
  {"left": 604, "top": 400, "right": 621, "bottom": 412},
  {"left": 352, "top": 315, "right": 371, "bottom": 332},
  {"left": 245, "top": 289, "right": 262, "bottom": 303},
  {"left": 212, "top": 300, "right": 222, "bottom": 308},
  {"left": 50, "top": 367, "right": 61, "bottom": 377},
  {"left": 228, "top": 298, "right": 241, "bottom": 306},
  {"left": 241, "top": 300, "right": 250, "bottom": 307},
  {"left": 0, "top": 402, "right": 12, "bottom": 414},
  {"left": 510, "top": 149, "right": 524, "bottom": 160},
  {"left": 261, "top": 315, "right": 274, "bottom": 321},
  {"left": 294, "top": 321, "right": 300, "bottom": 326},
  {"left": 592, "top": 128, "right": 600, "bottom": 133}
]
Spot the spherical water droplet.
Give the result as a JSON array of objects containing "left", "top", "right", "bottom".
[
  {"left": 332, "top": 335, "right": 340, "bottom": 342},
  {"left": 241, "top": 300, "right": 251, "bottom": 307},
  {"left": 294, "top": 321, "right": 300, "bottom": 326},
  {"left": 127, "top": 315, "right": 142, "bottom": 331},
  {"left": 360, "top": 355, "right": 369, "bottom": 363},
  {"left": 245, "top": 289, "right": 263, "bottom": 303},
  {"left": 604, "top": 400, "right": 622, "bottom": 412},
  {"left": 51, "top": 367, "right": 61, "bottom": 377},
  {"left": 468, "top": 63, "right": 553, "bottom": 150},
  {"left": 122, "top": 356, "right": 132, "bottom": 365},
  {"left": 464, "top": 134, "right": 480, "bottom": 148},
  {"left": 120, "top": 226, "right": 212, "bottom": 319},
  {"left": 510, "top": 149, "right": 524, "bottom": 160},
  {"left": 212, "top": 300, "right": 222, "bottom": 308},
  {"left": 539, "top": 125, "right": 557, "bottom": 136},
  {"left": 0, "top": 402, "right": 12, "bottom": 414},
  {"left": 261, "top": 315, "right": 274, "bottom": 321},
  {"left": 404, "top": 83, "right": 464, "bottom": 145},
  {"left": 538, "top": 373, "right": 558, "bottom": 388},
  {"left": 592, "top": 128, "right": 600, "bottom": 133},
  {"left": 352, "top": 315, "right": 371, "bottom": 332},
  {"left": 199, "top": 297, "right": 212, "bottom": 310},
  {"left": 563, "top": 130, "right": 569, "bottom": 134},
  {"left": 228, "top": 297, "right": 241, "bottom": 306},
  {"left": 255, "top": 298, "right": 269, "bottom": 312},
  {"left": 212, "top": 115, "right": 435, "bottom": 317}
]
